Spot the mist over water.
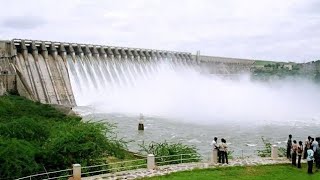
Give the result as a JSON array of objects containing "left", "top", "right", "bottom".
[
  {"left": 67, "top": 57, "right": 320, "bottom": 156},
  {"left": 68, "top": 57, "right": 320, "bottom": 126}
]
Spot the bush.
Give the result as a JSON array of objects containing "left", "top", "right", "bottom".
[
  {"left": 227, "top": 150, "right": 234, "bottom": 160},
  {"left": 257, "top": 137, "right": 272, "bottom": 157},
  {"left": 278, "top": 147, "right": 286, "bottom": 157},
  {"left": 0, "top": 95, "right": 128, "bottom": 179},
  {"left": 42, "top": 121, "right": 127, "bottom": 169},
  {"left": 0, "top": 138, "right": 40, "bottom": 179},
  {"left": 0, "top": 95, "right": 66, "bottom": 122},
  {"left": 139, "top": 141, "right": 200, "bottom": 165},
  {"left": 0, "top": 116, "right": 50, "bottom": 144},
  {"left": 257, "top": 137, "right": 285, "bottom": 157}
]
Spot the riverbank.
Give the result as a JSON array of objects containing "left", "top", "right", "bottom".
[
  {"left": 85, "top": 157, "right": 296, "bottom": 179},
  {"left": 0, "top": 95, "right": 201, "bottom": 179}
]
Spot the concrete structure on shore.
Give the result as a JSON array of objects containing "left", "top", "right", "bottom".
[
  {"left": 0, "top": 39, "right": 255, "bottom": 106},
  {"left": 195, "top": 55, "right": 255, "bottom": 74}
]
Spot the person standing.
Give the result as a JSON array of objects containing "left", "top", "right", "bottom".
[
  {"left": 287, "top": 134, "right": 292, "bottom": 159},
  {"left": 297, "top": 141, "right": 303, "bottom": 168},
  {"left": 219, "top": 138, "right": 226, "bottom": 164},
  {"left": 291, "top": 140, "right": 298, "bottom": 166},
  {"left": 223, "top": 139, "right": 229, "bottom": 164},
  {"left": 211, "top": 137, "right": 220, "bottom": 163},
  {"left": 304, "top": 136, "right": 311, "bottom": 159},
  {"left": 307, "top": 146, "right": 314, "bottom": 174},
  {"left": 311, "top": 138, "right": 318, "bottom": 152},
  {"left": 211, "top": 137, "right": 218, "bottom": 149},
  {"left": 314, "top": 137, "right": 320, "bottom": 169}
]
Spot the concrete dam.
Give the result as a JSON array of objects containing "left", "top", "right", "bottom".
[{"left": 0, "top": 39, "right": 254, "bottom": 106}]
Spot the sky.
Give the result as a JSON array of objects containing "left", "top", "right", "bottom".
[{"left": 0, "top": 0, "right": 319, "bottom": 62}]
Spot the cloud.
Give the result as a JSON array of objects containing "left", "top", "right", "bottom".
[
  {"left": 2, "top": 16, "right": 46, "bottom": 29},
  {"left": 0, "top": 0, "right": 319, "bottom": 62}
]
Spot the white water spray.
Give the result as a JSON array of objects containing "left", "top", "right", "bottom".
[{"left": 68, "top": 56, "right": 320, "bottom": 125}]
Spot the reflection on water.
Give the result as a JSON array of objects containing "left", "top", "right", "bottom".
[{"left": 75, "top": 108, "right": 320, "bottom": 159}]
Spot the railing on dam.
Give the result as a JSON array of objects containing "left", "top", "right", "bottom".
[{"left": 11, "top": 39, "right": 193, "bottom": 62}]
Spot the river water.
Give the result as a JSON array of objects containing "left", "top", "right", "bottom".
[
  {"left": 68, "top": 60, "right": 320, "bottom": 159},
  {"left": 75, "top": 107, "right": 320, "bottom": 159}
]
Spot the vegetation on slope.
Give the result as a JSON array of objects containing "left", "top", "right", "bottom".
[
  {"left": 0, "top": 95, "right": 201, "bottom": 179},
  {"left": 0, "top": 95, "right": 127, "bottom": 179},
  {"left": 251, "top": 60, "right": 320, "bottom": 83}
]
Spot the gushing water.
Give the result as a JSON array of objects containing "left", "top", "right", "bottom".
[{"left": 67, "top": 56, "right": 320, "bottom": 125}]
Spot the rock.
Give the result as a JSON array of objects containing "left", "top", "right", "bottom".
[
  {"left": 125, "top": 175, "right": 136, "bottom": 179},
  {"left": 136, "top": 175, "right": 144, "bottom": 178},
  {"left": 115, "top": 172, "right": 124, "bottom": 176},
  {"left": 233, "top": 163, "right": 242, "bottom": 166}
]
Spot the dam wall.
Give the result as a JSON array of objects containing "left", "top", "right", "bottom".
[
  {"left": 0, "top": 39, "right": 256, "bottom": 106},
  {"left": 0, "top": 41, "right": 16, "bottom": 95},
  {"left": 0, "top": 39, "right": 194, "bottom": 106},
  {"left": 193, "top": 55, "right": 255, "bottom": 74},
  {"left": 0, "top": 74, "right": 16, "bottom": 96}
]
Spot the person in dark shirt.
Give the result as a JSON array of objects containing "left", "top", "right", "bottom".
[
  {"left": 287, "top": 134, "right": 292, "bottom": 159},
  {"left": 314, "top": 137, "right": 320, "bottom": 170},
  {"left": 304, "top": 136, "right": 311, "bottom": 159},
  {"left": 223, "top": 139, "right": 228, "bottom": 164}
]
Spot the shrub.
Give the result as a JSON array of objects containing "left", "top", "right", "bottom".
[
  {"left": 42, "top": 121, "right": 127, "bottom": 169},
  {"left": 0, "top": 116, "right": 50, "bottom": 144},
  {"left": 0, "top": 138, "right": 40, "bottom": 179},
  {"left": 227, "top": 150, "right": 234, "bottom": 160},
  {"left": 0, "top": 96, "right": 128, "bottom": 179},
  {"left": 257, "top": 137, "right": 272, "bottom": 157},
  {"left": 139, "top": 141, "right": 201, "bottom": 165},
  {"left": 278, "top": 147, "right": 286, "bottom": 157},
  {"left": 257, "top": 137, "right": 285, "bottom": 157}
]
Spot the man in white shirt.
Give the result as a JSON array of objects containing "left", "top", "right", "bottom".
[
  {"left": 307, "top": 146, "right": 314, "bottom": 174},
  {"left": 312, "top": 138, "right": 318, "bottom": 152},
  {"left": 211, "top": 137, "right": 218, "bottom": 149},
  {"left": 211, "top": 137, "right": 220, "bottom": 163}
]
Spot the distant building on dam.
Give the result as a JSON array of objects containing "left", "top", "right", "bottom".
[{"left": 0, "top": 39, "right": 255, "bottom": 106}]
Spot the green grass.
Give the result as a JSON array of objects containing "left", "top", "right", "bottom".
[
  {"left": 142, "top": 164, "right": 320, "bottom": 180},
  {"left": 254, "top": 60, "right": 278, "bottom": 66}
]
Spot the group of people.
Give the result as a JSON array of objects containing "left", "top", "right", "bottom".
[
  {"left": 210, "top": 134, "right": 320, "bottom": 174},
  {"left": 211, "top": 137, "right": 228, "bottom": 164},
  {"left": 287, "top": 134, "right": 320, "bottom": 174}
]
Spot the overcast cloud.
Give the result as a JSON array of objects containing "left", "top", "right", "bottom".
[{"left": 0, "top": 0, "right": 319, "bottom": 62}]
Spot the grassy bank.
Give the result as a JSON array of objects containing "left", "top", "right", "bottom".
[
  {"left": 142, "top": 164, "right": 320, "bottom": 180},
  {"left": 0, "top": 95, "right": 201, "bottom": 179},
  {"left": 0, "top": 95, "right": 128, "bottom": 179}
]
